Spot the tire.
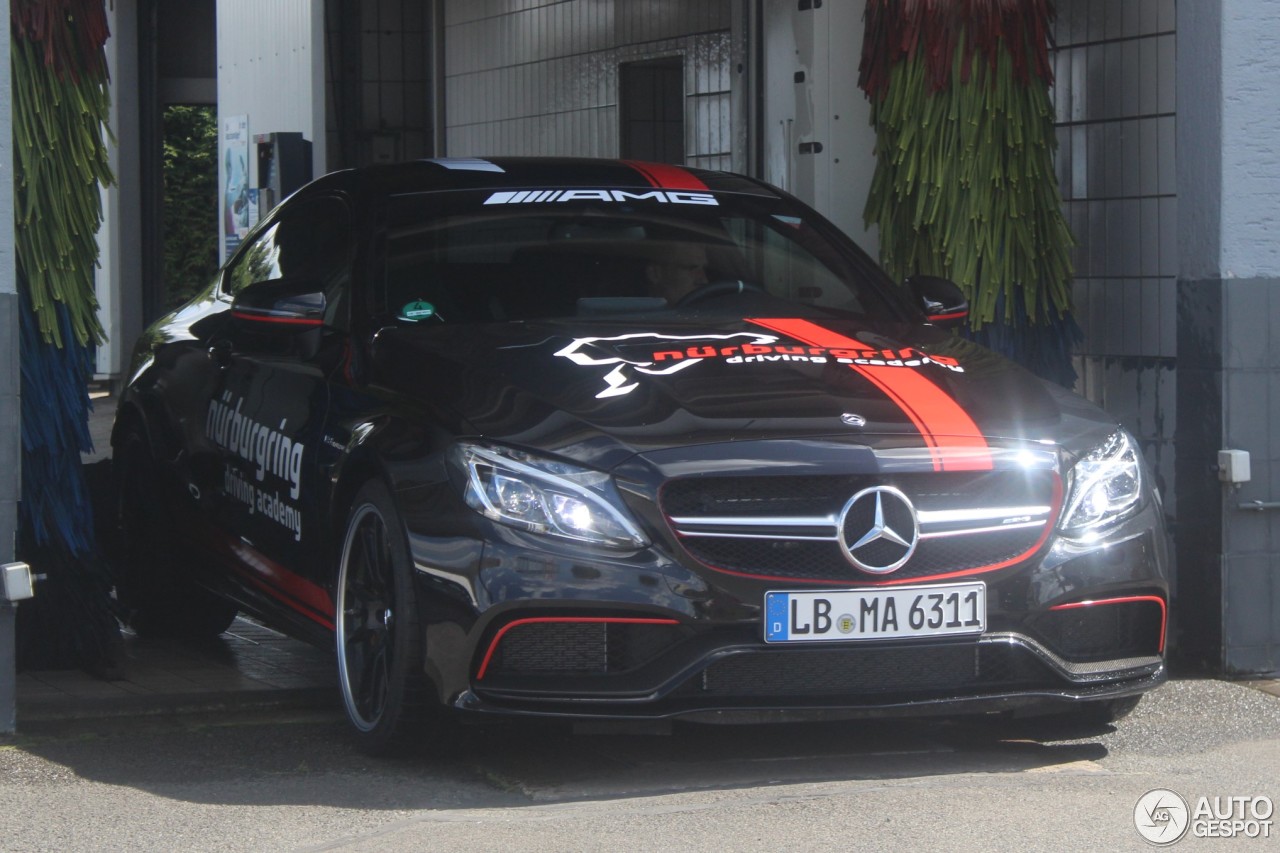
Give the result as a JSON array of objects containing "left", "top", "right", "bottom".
[
  {"left": 335, "top": 480, "right": 445, "bottom": 756},
  {"left": 115, "top": 428, "right": 240, "bottom": 640}
]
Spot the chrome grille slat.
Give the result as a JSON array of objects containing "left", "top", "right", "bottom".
[
  {"left": 674, "top": 531, "right": 840, "bottom": 542},
  {"left": 669, "top": 515, "right": 837, "bottom": 527},
  {"left": 918, "top": 520, "right": 1047, "bottom": 539},
  {"left": 672, "top": 508, "right": 1051, "bottom": 541},
  {"left": 917, "top": 506, "right": 1052, "bottom": 524},
  {"left": 661, "top": 471, "right": 1058, "bottom": 581}
]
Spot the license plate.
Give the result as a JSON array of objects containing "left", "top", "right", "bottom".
[{"left": 764, "top": 582, "right": 986, "bottom": 643}]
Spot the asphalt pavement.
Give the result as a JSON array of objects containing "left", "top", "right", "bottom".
[{"left": 2, "top": 677, "right": 1279, "bottom": 852}]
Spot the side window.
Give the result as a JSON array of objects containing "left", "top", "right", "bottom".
[
  {"left": 225, "top": 220, "right": 282, "bottom": 295},
  {"left": 224, "top": 198, "right": 354, "bottom": 301}
]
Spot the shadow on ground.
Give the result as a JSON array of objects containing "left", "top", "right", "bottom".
[{"left": 3, "top": 707, "right": 1113, "bottom": 811}]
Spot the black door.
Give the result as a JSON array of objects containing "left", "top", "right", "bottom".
[{"left": 203, "top": 195, "right": 356, "bottom": 629}]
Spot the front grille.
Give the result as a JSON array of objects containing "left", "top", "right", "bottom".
[
  {"left": 682, "top": 528, "right": 1043, "bottom": 581},
  {"left": 1030, "top": 601, "right": 1164, "bottom": 662},
  {"left": 661, "top": 471, "right": 1048, "bottom": 516},
  {"left": 662, "top": 470, "right": 1058, "bottom": 583},
  {"left": 679, "top": 643, "right": 1056, "bottom": 697},
  {"left": 663, "top": 475, "right": 857, "bottom": 518},
  {"left": 484, "top": 621, "right": 686, "bottom": 677}
]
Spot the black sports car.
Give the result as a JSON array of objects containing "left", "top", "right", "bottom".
[{"left": 114, "top": 157, "right": 1168, "bottom": 753}]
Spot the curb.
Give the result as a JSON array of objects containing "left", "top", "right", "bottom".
[{"left": 1248, "top": 680, "right": 1280, "bottom": 700}]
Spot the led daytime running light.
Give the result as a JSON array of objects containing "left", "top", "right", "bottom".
[
  {"left": 461, "top": 444, "right": 648, "bottom": 549},
  {"left": 1059, "top": 430, "right": 1144, "bottom": 537}
]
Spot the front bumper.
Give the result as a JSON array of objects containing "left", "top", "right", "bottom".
[
  {"left": 455, "top": 633, "right": 1166, "bottom": 720},
  {"left": 410, "top": 513, "right": 1168, "bottom": 721}
]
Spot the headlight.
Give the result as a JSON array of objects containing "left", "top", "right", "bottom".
[
  {"left": 459, "top": 444, "right": 648, "bottom": 549},
  {"left": 1058, "top": 430, "right": 1144, "bottom": 538}
]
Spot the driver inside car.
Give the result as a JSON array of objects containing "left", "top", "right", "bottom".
[{"left": 644, "top": 242, "right": 710, "bottom": 304}]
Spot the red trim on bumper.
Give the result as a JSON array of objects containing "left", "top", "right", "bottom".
[
  {"left": 475, "top": 616, "right": 681, "bottom": 680},
  {"left": 192, "top": 526, "right": 335, "bottom": 631},
  {"left": 1050, "top": 594, "right": 1168, "bottom": 653}
]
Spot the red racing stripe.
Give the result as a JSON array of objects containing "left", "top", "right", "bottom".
[
  {"left": 747, "top": 317, "right": 993, "bottom": 472},
  {"left": 623, "top": 160, "right": 708, "bottom": 190}
]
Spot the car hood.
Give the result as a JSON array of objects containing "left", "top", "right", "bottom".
[{"left": 371, "top": 315, "right": 1116, "bottom": 469}]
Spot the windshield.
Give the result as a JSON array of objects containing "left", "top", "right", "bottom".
[{"left": 381, "top": 189, "right": 909, "bottom": 325}]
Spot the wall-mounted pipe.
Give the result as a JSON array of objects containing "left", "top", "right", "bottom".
[{"left": 1237, "top": 500, "right": 1280, "bottom": 511}]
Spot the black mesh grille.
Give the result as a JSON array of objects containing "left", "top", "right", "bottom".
[
  {"left": 1030, "top": 601, "right": 1164, "bottom": 662},
  {"left": 486, "top": 621, "right": 685, "bottom": 677},
  {"left": 681, "top": 643, "right": 1056, "bottom": 697},
  {"left": 495, "top": 623, "right": 605, "bottom": 674},
  {"left": 663, "top": 475, "right": 855, "bottom": 517},
  {"left": 662, "top": 471, "right": 1050, "bottom": 517},
  {"left": 662, "top": 470, "right": 1055, "bottom": 582}
]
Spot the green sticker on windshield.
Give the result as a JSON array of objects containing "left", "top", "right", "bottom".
[{"left": 399, "top": 300, "right": 436, "bottom": 322}]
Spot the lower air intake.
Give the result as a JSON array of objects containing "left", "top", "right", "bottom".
[
  {"left": 681, "top": 643, "right": 1056, "bottom": 697},
  {"left": 485, "top": 620, "right": 686, "bottom": 677}
]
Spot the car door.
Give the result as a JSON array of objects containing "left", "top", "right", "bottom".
[{"left": 203, "top": 194, "right": 356, "bottom": 626}]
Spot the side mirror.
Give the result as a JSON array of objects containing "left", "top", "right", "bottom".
[
  {"left": 907, "top": 275, "right": 968, "bottom": 328},
  {"left": 231, "top": 278, "right": 326, "bottom": 328}
]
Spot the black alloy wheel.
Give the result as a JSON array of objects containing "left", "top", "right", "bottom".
[{"left": 335, "top": 480, "right": 434, "bottom": 754}]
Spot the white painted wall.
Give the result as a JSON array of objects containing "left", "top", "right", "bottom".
[
  {"left": 761, "top": 0, "right": 878, "bottom": 256},
  {"left": 95, "top": 0, "right": 142, "bottom": 378},
  {"left": 216, "top": 0, "right": 326, "bottom": 254}
]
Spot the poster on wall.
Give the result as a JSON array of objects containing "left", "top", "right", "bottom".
[{"left": 222, "top": 114, "right": 252, "bottom": 261}]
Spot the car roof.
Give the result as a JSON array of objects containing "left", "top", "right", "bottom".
[{"left": 304, "top": 157, "right": 781, "bottom": 200}]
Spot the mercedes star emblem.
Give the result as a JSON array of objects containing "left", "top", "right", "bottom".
[{"left": 837, "top": 486, "right": 919, "bottom": 574}]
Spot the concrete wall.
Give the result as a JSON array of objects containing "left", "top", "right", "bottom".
[
  {"left": 441, "top": 0, "right": 733, "bottom": 170},
  {"left": 1217, "top": 6, "right": 1280, "bottom": 279},
  {"left": 1, "top": 0, "right": 17, "bottom": 733},
  {"left": 1176, "top": 0, "right": 1280, "bottom": 676},
  {"left": 0, "top": 0, "right": 15, "bottom": 564}
]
